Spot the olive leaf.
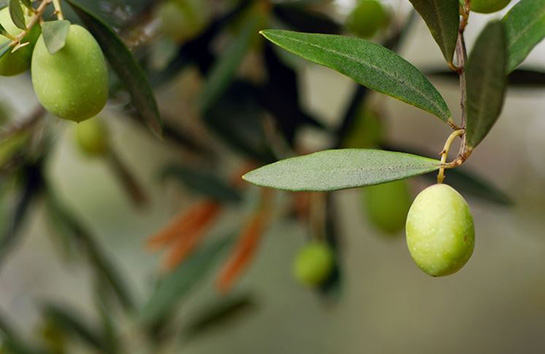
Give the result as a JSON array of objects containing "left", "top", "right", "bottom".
[
  {"left": 139, "top": 235, "right": 234, "bottom": 324},
  {"left": 19, "top": 0, "right": 30, "bottom": 10},
  {"left": 8, "top": 0, "right": 25, "bottom": 30},
  {"left": 198, "top": 12, "right": 264, "bottom": 114},
  {"left": 466, "top": 21, "right": 508, "bottom": 149},
  {"left": 243, "top": 149, "right": 442, "bottom": 191},
  {"left": 42, "top": 20, "right": 71, "bottom": 55},
  {"left": 503, "top": 0, "right": 545, "bottom": 73},
  {"left": 66, "top": 0, "right": 163, "bottom": 137},
  {"left": 261, "top": 30, "right": 452, "bottom": 123},
  {"left": 161, "top": 164, "right": 242, "bottom": 203},
  {"left": 408, "top": 0, "right": 459, "bottom": 63}
]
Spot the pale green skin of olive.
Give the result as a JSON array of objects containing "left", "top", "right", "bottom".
[
  {"left": 363, "top": 179, "right": 412, "bottom": 235},
  {"left": 75, "top": 118, "right": 109, "bottom": 157},
  {"left": 293, "top": 242, "right": 335, "bottom": 286},
  {"left": 159, "top": 0, "right": 209, "bottom": 43},
  {"left": 465, "top": 0, "right": 511, "bottom": 14},
  {"left": 32, "top": 25, "right": 109, "bottom": 122},
  {"left": 0, "top": 8, "right": 41, "bottom": 76},
  {"left": 406, "top": 184, "right": 475, "bottom": 277},
  {"left": 346, "top": 0, "right": 390, "bottom": 39}
]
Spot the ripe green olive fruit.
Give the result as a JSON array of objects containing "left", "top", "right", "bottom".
[
  {"left": 363, "top": 179, "right": 412, "bottom": 235},
  {"left": 158, "top": 0, "right": 209, "bottom": 43},
  {"left": 32, "top": 25, "right": 109, "bottom": 122},
  {"left": 346, "top": 0, "right": 390, "bottom": 39},
  {"left": 406, "top": 184, "right": 475, "bottom": 277},
  {"left": 468, "top": 0, "right": 511, "bottom": 14},
  {"left": 293, "top": 241, "right": 335, "bottom": 287},
  {"left": 75, "top": 118, "right": 109, "bottom": 157},
  {"left": 0, "top": 8, "right": 41, "bottom": 76}
]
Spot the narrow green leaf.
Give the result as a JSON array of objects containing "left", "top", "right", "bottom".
[
  {"left": 199, "top": 14, "right": 264, "bottom": 113},
  {"left": 243, "top": 149, "right": 442, "bottom": 191},
  {"left": 66, "top": 0, "right": 163, "bottom": 137},
  {"left": 139, "top": 235, "right": 234, "bottom": 324},
  {"left": 44, "top": 304, "right": 108, "bottom": 352},
  {"left": 466, "top": 21, "right": 508, "bottom": 149},
  {"left": 261, "top": 29, "right": 452, "bottom": 123},
  {"left": 0, "top": 23, "right": 7, "bottom": 36},
  {"left": 0, "top": 41, "right": 11, "bottom": 59},
  {"left": 161, "top": 165, "right": 242, "bottom": 203},
  {"left": 182, "top": 294, "right": 256, "bottom": 340},
  {"left": 503, "top": 0, "right": 545, "bottom": 73},
  {"left": 8, "top": 0, "right": 25, "bottom": 30},
  {"left": 42, "top": 20, "right": 71, "bottom": 54},
  {"left": 408, "top": 0, "right": 459, "bottom": 63}
]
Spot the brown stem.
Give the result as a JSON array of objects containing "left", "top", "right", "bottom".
[{"left": 107, "top": 149, "right": 149, "bottom": 208}]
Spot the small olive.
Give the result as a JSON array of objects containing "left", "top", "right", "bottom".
[
  {"left": 158, "top": 0, "right": 209, "bottom": 43},
  {"left": 293, "top": 241, "right": 335, "bottom": 287},
  {"left": 0, "top": 7, "right": 41, "bottom": 76},
  {"left": 346, "top": 0, "right": 390, "bottom": 39},
  {"left": 406, "top": 184, "right": 475, "bottom": 277},
  {"left": 468, "top": 0, "right": 511, "bottom": 14},
  {"left": 31, "top": 25, "right": 109, "bottom": 122},
  {"left": 363, "top": 179, "right": 412, "bottom": 235},
  {"left": 75, "top": 118, "right": 109, "bottom": 157}
]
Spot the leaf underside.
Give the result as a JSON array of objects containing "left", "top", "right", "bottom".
[{"left": 243, "top": 149, "right": 442, "bottom": 192}]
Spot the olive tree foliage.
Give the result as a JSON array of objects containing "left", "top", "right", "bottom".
[{"left": 0, "top": 0, "right": 543, "bottom": 352}]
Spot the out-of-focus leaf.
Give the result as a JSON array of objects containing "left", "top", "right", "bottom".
[
  {"left": 44, "top": 188, "right": 135, "bottom": 313},
  {"left": 107, "top": 150, "right": 148, "bottom": 208},
  {"left": 0, "top": 41, "right": 10, "bottom": 59},
  {"left": 319, "top": 193, "right": 342, "bottom": 298},
  {"left": 9, "top": 0, "right": 25, "bottom": 30},
  {"left": 466, "top": 21, "right": 508, "bottom": 149},
  {"left": 244, "top": 149, "right": 442, "bottom": 191},
  {"left": 43, "top": 304, "right": 108, "bottom": 353},
  {"left": 0, "top": 310, "right": 42, "bottom": 354},
  {"left": 261, "top": 42, "right": 325, "bottom": 145},
  {"left": 0, "top": 164, "right": 42, "bottom": 267},
  {"left": 19, "top": 0, "right": 30, "bottom": 10},
  {"left": 261, "top": 30, "right": 452, "bottom": 123},
  {"left": 66, "top": 0, "right": 162, "bottom": 137},
  {"left": 204, "top": 81, "right": 275, "bottom": 163},
  {"left": 408, "top": 0, "right": 459, "bottom": 63},
  {"left": 198, "top": 12, "right": 265, "bottom": 114},
  {"left": 161, "top": 165, "right": 241, "bottom": 203},
  {"left": 272, "top": 5, "right": 341, "bottom": 34},
  {"left": 503, "top": 0, "right": 545, "bottom": 73},
  {"left": 139, "top": 235, "right": 234, "bottom": 324},
  {"left": 42, "top": 20, "right": 71, "bottom": 54},
  {"left": 384, "top": 144, "right": 513, "bottom": 205},
  {"left": 182, "top": 294, "right": 257, "bottom": 340}
]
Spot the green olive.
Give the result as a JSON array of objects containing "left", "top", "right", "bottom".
[
  {"left": 75, "top": 118, "right": 109, "bottom": 157},
  {"left": 346, "top": 0, "right": 390, "bottom": 39},
  {"left": 158, "top": 0, "right": 209, "bottom": 43},
  {"left": 31, "top": 25, "right": 109, "bottom": 122},
  {"left": 406, "top": 184, "right": 475, "bottom": 277},
  {"left": 468, "top": 0, "right": 511, "bottom": 14},
  {"left": 0, "top": 8, "right": 41, "bottom": 76},
  {"left": 293, "top": 241, "right": 334, "bottom": 286},
  {"left": 343, "top": 107, "right": 384, "bottom": 149},
  {"left": 363, "top": 179, "right": 412, "bottom": 235}
]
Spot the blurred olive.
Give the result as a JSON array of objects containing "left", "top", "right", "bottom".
[
  {"left": 362, "top": 179, "right": 412, "bottom": 235},
  {"left": 74, "top": 118, "right": 110, "bottom": 157},
  {"left": 346, "top": 0, "right": 390, "bottom": 39},
  {"left": 466, "top": 0, "right": 511, "bottom": 14},
  {"left": 158, "top": 0, "right": 210, "bottom": 43},
  {"left": 293, "top": 241, "right": 335, "bottom": 287},
  {"left": 343, "top": 107, "right": 384, "bottom": 149}
]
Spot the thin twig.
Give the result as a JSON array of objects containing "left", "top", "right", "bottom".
[{"left": 0, "top": 106, "right": 46, "bottom": 141}]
